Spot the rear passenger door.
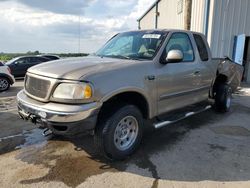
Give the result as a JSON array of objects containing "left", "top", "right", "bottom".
[
  {"left": 25, "top": 57, "right": 39, "bottom": 73},
  {"left": 156, "top": 32, "right": 203, "bottom": 115},
  {"left": 28, "top": 57, "right": 48, "bottom": 67},
  {"left": 192, "top": 34, "right": 214, "bottom": 99},
  {"left": 30, "top": 57, "right": 43, "bottom": 65}
]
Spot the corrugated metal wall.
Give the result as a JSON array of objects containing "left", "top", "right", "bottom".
[
  {"left": 190, "top": 0, "right": 205, "bottom": 33},
  {"left": 157, "top": 0, "right": 185, "bottom": 29},
  {"left": 139, "top": 6, "right": 156, "bottom": 29},
  {"left": 209, "top": 0, "right": 250, "bottom": 58},
  {"left": 139, "top": 0, "right": 250, "bottom": 59},
  {"left": 139, "top": 0, "right": 186, "bottom": 30}
]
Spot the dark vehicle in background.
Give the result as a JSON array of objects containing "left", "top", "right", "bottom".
[
  {"left": 5, "top": 56, "right": 50, "bottom": 77},
  {"left": 38, "top": 54, "right": 60, "bottom": 61}
]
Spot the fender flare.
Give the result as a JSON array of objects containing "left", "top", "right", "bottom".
[
  {"left": 0, "top": 73, "right": 14, "bottom": 85},
  {"left": 100, "top": 87, "right": 153, "bottom": 118}
]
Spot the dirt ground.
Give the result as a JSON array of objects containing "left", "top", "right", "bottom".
[{"left": 0, "top": 81, "right": 250, "bottom": 188}]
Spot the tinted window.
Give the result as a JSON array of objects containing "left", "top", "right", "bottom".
[
  {"left": 30, "top": 57, "right": 48, "bottom": 63},
  {"left": 30, "top": 57, "right": 40, "bottom": 63},
  {"left": 37, "top": 57, "right": 49, "bottom": 62},
  {"left": 43, "top": 55, "right": 59, "bottom": 60},
  {"left": 15, "top": 57, "right": 30, "bottom": 64},
  {"left": 165, "top": 33, "right": 194, "bottom": 62},
  {"left": 194, "top": 34, "right": 209, "bottom": 61}
]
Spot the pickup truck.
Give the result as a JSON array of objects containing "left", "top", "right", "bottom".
[{"left": 17, "top": 29, "right": 243, "bottom": 160}]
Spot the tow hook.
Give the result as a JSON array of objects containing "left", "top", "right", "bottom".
[
  {"left": 30, "top": 115, "right": 37, "bottom": 124},
  {"left": 43, "top": 128, "right": 52, "bottom": 137}
]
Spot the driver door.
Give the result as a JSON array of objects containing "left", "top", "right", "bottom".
[{"left": 156, "top": 32, "right": 201, "bottom": 115}]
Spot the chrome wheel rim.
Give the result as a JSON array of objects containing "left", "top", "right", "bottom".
[
  {"left": 114, "top": 116, "right": 139, "bottom": 151},
  {"left": 0, "top": 78, "right": 8, "bottom": 91}
]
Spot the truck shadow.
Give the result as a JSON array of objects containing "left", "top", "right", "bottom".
[{"left": 14, "top": 102, "right": 250, "bottom": 187}]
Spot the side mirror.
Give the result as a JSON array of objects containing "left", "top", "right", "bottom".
[
  {"left": 14, "top": 61, "right": 19, "bottom": 66},
  {"left": 165, "top": 50, "right": 183, "bottom": 63}
]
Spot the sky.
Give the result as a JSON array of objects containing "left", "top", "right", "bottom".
[{"left": 0, "top": 0, "right": 153, "bottom": 53}]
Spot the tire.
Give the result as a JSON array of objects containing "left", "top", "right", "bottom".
[
  {"left": 214, "top": 84, "right": 232, "bottom": 112},
  {"left": 0, "top": 77, "right": 10, "bottom": 92},
  {"left": 94, "top": 104, "right": 143, "bottom": 160}
]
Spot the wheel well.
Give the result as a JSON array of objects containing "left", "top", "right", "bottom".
[
  {"left": 215, "top": 74, "right": 228, "bottom": 84},
  {"left": 0, "top": 74, "right": 11, "bottom": 84},
  {"left": 98, "top": 92, "right": 149, "bottom": 120},
  {"left": 212, "top": 73, "right": 228, "bottom": 97}
]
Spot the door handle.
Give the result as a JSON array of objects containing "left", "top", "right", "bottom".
[
  {"left": 146, "top": 75, "right": 155, "bottom": 80},
  {"left": 193, "top": 70, "right": 200, "bottom": 75}
]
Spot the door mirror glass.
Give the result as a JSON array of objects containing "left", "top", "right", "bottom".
[{"left": 165, "top": 50, "right": 183, "bottom": 63}]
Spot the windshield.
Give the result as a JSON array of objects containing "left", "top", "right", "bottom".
[
  {"left": 96, "top": 31, "right": 167, "bottom": 60},
  {"left": 5, "top": 57, "right": 19, "bottom": 65}
]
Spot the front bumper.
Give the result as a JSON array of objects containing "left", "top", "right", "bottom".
[
  {"left": 9, "top": 74, "right": 15, "bottom": 85},
  {"left": 17, "top": 90, "right": 101, "bottom": 135}
]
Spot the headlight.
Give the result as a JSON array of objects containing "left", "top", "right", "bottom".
[{"left": 53, "top": 83, "right": 92, "bottom": 99}]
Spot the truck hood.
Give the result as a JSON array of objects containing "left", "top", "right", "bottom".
[{"left": 28, "top": 56, "right": 137, "bottom": 80}]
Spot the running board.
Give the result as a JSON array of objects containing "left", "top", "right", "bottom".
[{"left": 154, "top": 105, "right": 212, "bottom": 129}]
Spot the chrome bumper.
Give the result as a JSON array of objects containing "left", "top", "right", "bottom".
[
  {"left": 17, "top": 90, "right": 101, "bottom": 123},
  {"left": 10, "top": 74, "right": 15, "bottom": 85}
]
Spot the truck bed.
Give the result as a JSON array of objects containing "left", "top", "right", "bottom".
[{"left": 212, "top": 58, "right": 244, "bottom": 92}]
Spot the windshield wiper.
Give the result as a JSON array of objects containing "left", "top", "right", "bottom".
[
  {"left": 98, "top": 54, "right": 146, "bottom": 61},
  {"left": 103, "top": 55, "right": 131, "bottom": 59},
  {"left": 128, "top": 56, "right": 146, "bottom": 61}
]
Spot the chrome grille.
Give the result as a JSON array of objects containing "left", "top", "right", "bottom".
[{"left": 25, "top": 75, "right": 51, "bottom": 99}]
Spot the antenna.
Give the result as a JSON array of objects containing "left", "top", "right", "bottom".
[{"left": 78, "top": 12, "right": 81, "bottom": 53}]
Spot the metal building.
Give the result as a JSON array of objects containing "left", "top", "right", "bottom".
[{"left": 138, "top": 0, "right": 250, "bottom": 82}]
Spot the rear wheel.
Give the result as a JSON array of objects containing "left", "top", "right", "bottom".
[
  {"left": 94, "top": 104, "right": 143, "bottom": 160},
  {"left": 0, "top": 77, "right": 10, "bottom": 92},
  {"left": 214, "top": 84, "right": 232, "bottom": 112}
]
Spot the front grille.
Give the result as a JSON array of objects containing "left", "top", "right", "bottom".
[{"left": 25, "top": 75, "right": 51, "bottom": 99}]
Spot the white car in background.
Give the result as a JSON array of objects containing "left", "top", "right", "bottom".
[{"left": 0, "top": 62, "right": 15, "bottom": 92}]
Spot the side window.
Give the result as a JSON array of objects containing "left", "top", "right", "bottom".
[
  {"left": 193, "top": 34, "right": 209, "bottom": 61},
  {"left": 44, "top": 56, "right": 58, "bottom": 60},
  {"left": 30, "top": 57, "right": 40, "bottom": 63},
  {"left": 38, "top": 57, "right": 49, "bottom": 62},
  {"left": 30, "top": 57, "right": 37, "bottom": 64},
  {"left": 165, "top": 33, "right": 194, "bottom": 62},
  {"left": 30, "top": 57, "right": 47, "bottom": 63},
  {"left": 15, "top": 58, "right": 30, "bottom": 64}
]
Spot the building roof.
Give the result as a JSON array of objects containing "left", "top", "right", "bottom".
[{"left": 137, "top": 0, "right": 161, "bottom": 22}]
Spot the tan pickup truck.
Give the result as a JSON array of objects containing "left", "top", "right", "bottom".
[{"left": 17, "top": 29, "right": 243, "bottom": 160}]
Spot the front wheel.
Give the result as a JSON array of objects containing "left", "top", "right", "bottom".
[
  {"left": 0, "top": 77, "right": 10, "bottom": 92},
  {"left": 214, "top": 84, "right": 232, "bottom": 112},
  {"left": 94, "top": 105, "right": 143, "bottom": 160}
]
